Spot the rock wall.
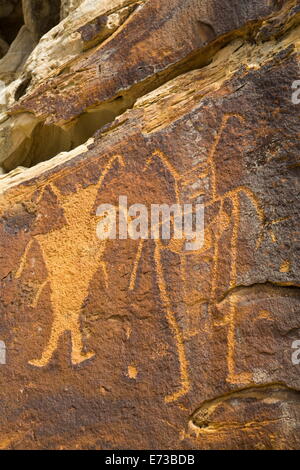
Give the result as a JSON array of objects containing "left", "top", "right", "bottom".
[
  {"left": 0, "top": 0, "right": 65, "bottom": 84},
  {"left": 0, "top": 0, "right": 299, "bottom": 450}
]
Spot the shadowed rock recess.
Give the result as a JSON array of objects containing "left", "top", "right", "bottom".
[{"left": 0, "top": 0, "right": 299, "bottom": 450}]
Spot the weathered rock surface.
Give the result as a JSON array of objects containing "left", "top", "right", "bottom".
[
  {"left": 0, "top": 26, "right": 36, "bottom": 84},
  {"left": 22, "top": 0, "right": 61, "bottom": 41},
  {"left": 0, "top": 0, "right": 65, "bottom": 87},
  {"left": 0, "top": 0, "right": 299, "bottom": 450},
  {"left": 60, "top": 0, "right": 84, "bottom": 20},
  {"left": 0, "top": 0, "right": 294, "bottom": 170}
]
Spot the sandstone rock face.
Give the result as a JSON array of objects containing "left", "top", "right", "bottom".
[
  {"left": 60, "top": 0, "right": 84, "bottom": 20},
  {"left": 0, "top": 25, "right": 36, "bottom": 84},
  {"left": 0, "top": 35, "right": 9, "bottom": 59},
  {"left": 0, "top": 0, "right": 299, "bottom": 450},
  {"left": 0, "top": 0, "right": 64, "bottom": 86},
  {"left": 22, "top": 0, "right": 61, "bottom": 41}
]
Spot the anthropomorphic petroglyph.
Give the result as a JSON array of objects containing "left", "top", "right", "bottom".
[
  {"left": 142, "top": 115, "right": 268, "bottom": 387},
  {"left": 16, "top": 154, "right": 125, "bottom": 366},
  {"left": 14, "top": 114, "right": 269, "bottom": 400},
  {"left": 14, "top": 151, "right": 190, "bottom": 402}
]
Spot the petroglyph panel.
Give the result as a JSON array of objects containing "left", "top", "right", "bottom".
[{"left": 0, "top": 0, "right": 299, "bottom": 450}]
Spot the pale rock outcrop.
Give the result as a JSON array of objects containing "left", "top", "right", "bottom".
[
  {"left": 60, "top": 0, "right": 85, "bottom": 20},
  {"left": 17, "top": 0, "right": 145, "bottom": 90},
  {"left": 0, "top": 0, "right": 294, "bottom": 171},
  {"left": 0, "top": 26, "right": 36, "bottom": 84},
  {"left": 22, "top": 0, "right": 61, "bottom": 41}
]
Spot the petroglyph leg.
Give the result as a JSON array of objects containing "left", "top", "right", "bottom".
[
  {"left": 29, "top": 317, "right": 94, "bottom": 367},
  {"left": 29, "top": 320, "right": 63, "bottom": 367},
  {"left": 154, "top": 241, "right": 190, "bottom": 403},
  {"left": 31, "top": 280, "right": 49, "bottom": 308},
  {"left": 15, "top": 240, "right": 34, "bottom": 279}
]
